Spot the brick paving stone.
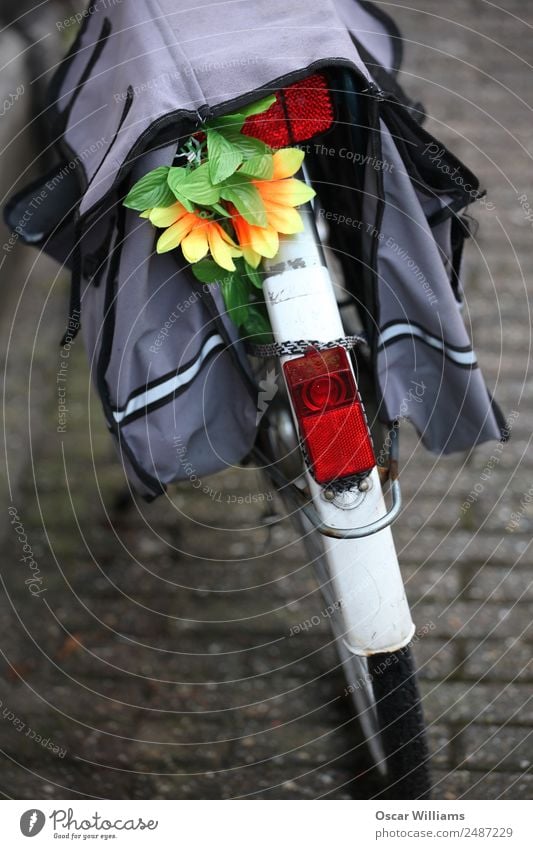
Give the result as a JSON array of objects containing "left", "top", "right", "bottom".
[
  {"left": 402, "top": 564, "right": 462, "bottom": 602},
  {"left": 459, "top": 725, "right": 533, "bottom": 772},
  {"left": 462, "top": 638, "right": 533, "bottom": 683},
  {"left": 431, "top": 769, "right": 533, "bottom": 801},
  {"left": 411, "top": 638, "right": 457, "bottom": 681},
  {"left": 464, "top": 566, "right": 533, "bottom": 603},
  {"left": 413, "top": 601, "right": 533, "bottom": 642},
  {"left": 1, "top": 0, "right": 532, "bottom": 801},
  {"left": 420, "top": 682, "right": 533, "bottom": 725}
]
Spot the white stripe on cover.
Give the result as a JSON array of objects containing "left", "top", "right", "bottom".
[
  {"left": 112, "top": 333, "right": 225, "bottom": 424},
  {"left": 378, "top": 322, "right": 477, "bottom": 366}
]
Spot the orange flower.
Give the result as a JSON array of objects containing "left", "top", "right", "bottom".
[
  {"left": 229, "top": 204, "right": 279, "bottom": 268},
  {"left": 231, "top": 148, "right": 316, "bottom": 268},
  {"left": 147, "top": 201, "right": 242, "bottom": 272}
]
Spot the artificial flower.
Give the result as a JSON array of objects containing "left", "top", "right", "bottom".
[
  {"left": 230, "top": 148, "right": 316, "bottom": 266},
  {"left": 152, "top": 202, "right": 241, "bottom": 271},
  {"left": 229, "top": 204, "right": 279, "bottom": 268}
]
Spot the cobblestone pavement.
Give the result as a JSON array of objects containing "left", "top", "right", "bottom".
[{"left": 0, "top": 0, "right": 532, "bottom": 799}]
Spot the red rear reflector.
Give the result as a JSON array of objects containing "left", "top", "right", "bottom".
[
  {"left": 283, "top": 347, "right": 375, "bottom": 485},
  {"left": 242, "top": 73, "right": 334, "bottom": 148}
]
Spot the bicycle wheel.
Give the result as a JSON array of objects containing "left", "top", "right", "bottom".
[
  {"left": 255, "top": 377, "right": 431, "bottom": 798},
  {"left": 308, "top": 528, "right": 432, "bottom": 799}
]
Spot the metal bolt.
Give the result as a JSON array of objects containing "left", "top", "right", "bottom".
[
  {"left": 323, "top": 487, "right": 336, "bottom": 501},
  {"left": 358, "top": 478, "right": 371, "bottom": 492}
]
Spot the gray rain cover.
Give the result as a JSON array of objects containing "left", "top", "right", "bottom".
[{"left": 41, "top": 0, "right": 502, "bottom": 495}]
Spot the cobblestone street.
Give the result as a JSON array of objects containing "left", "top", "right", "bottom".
[{"left": 0, "top": 0, "right": 532, "bottom": 799}]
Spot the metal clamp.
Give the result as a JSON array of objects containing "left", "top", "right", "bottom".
[
  {"left": 254, "top": 425, "right": 402, "bottom": 540},
  {"left": 299, "top": 477, "right": 401, "bottom": 539}
]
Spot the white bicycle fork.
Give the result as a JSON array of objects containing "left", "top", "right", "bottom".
[{"left": 261, "top": 213, "right": 415, "bottom": 657}]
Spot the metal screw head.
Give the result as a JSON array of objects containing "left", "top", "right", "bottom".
[
  {"left": 358, "top": 478, "right": 371, "bottom": 492},
  {"left": 323, "top": 487, "right": 336, "bottom": 501}
]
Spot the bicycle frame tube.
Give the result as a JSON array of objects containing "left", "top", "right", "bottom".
[{"left": 261, "top": 207, "right": 415, "bottom": 656}]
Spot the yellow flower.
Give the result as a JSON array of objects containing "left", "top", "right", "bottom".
[
  {"left": 232, "top": 148, "right": 316, "bottom": 267},
  {"left": 148, "top": 201, "right": 242, "bottom": 272}
]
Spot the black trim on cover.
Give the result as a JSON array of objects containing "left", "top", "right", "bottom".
[
  {"left": 115, "top": 339, "right": 226, "bottom": 428},
  {"left": 359, "top": 0, "right": 404, "bottom": 72},
  {"left": 87, "top": 85, "right": 134, "bottom": 192},
  {"left": 78, "top": 58, "right": 374, "bottom": 225},
  {"left": 113, "top": 331, "right": 224, "bottom": 412},
  {"left": 96, "top": 203, "right": 164, "bottom": 496},
  {"left": 46, "top": 0, "right": 94, "bottom": 130},
  {"left": 60, "top": 17, "right": 112, "bottom": 131},
  {"left": 377, "top": 320, "right": 478, "bottom": 371},
  {"left": 377, "top": 334, "right": 478, "bottom": 370},
  {"left": 350, "top": 36, "right": 424, "bottom": 123},
  {"left": 379, "top": 318, "right": 475, "bottom": 353}
]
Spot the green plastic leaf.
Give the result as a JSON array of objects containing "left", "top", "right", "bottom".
[
  {"left": 205, "top": 95, "right": 275, "bottom": 134},
  {"left": 206, "top": 114, "right": 245, "bottom": 134},
  {"left": 243, "top": 260, "right": 263, "bottom": 289},
  {"left": 167, "top": 166, "right": 187, "bottom": 194},
  {"left": 242, "top": 305, "right": 273, "bottom": 343},
  {"left": 239, "top": 153, "right": 274, "bottom": 180},
  {"left": 224, "top": 131, "right": 270, "bottom": 159},
  {"left": 238, "top": 94, "right": 277, "bottom": 118},
  {"left": 190, "top": 260, "right": 226, "bottom": 284},
  {"left": 178, "top": 162, "right": 220, "bottom": 205},
  {"left": 173, "top": 191, "right": 196, "bottom": 212},
  {"left": 220, "top": 173, "right": 267, "bottom": 227},
  {"left": 210, "top": 202, "right": 232, "bottom": 219},
  {"left": 207, "top": 129, "right": 243, "bottom": 184},
  {"left": 220, "top": 274, "right": 250, "bottom": 327},
  {"left": 165, "top": 166, "right": 195, "bottom": 211},
  {"left": 124, "top": 167, "right": 175, "bottom": 210}
]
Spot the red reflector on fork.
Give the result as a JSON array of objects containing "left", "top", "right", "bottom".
[
  {"left": 242, "top": 73, "right": 334, "bottom": 148},
  {"left": 283, "top": 347, "right": 375, "bottom": 485}
]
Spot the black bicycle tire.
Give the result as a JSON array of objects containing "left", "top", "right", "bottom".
[{"left": 367, "top": 646, "right": 432, "bottom": 799}]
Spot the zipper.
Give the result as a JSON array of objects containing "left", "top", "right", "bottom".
[
  {"left": 363, "top": 82, "right": 389, "bottom": 422},
  {"left": 86, "top": 85, "right": 135, "bottom": 193},
  {"left": 96, "top": 205, "right": 164, "bottom": 497},
  {"left": 78, "top": 58, "right": 372, "bottom": 227}
]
